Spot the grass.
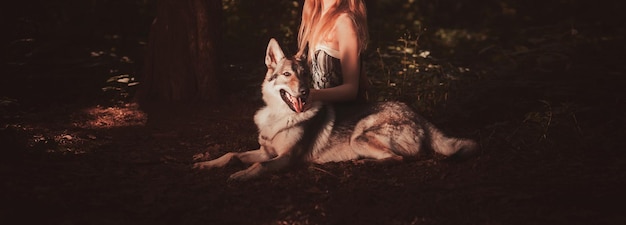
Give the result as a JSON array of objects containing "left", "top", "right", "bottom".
[{"left": 366, "top": 30, "right": 479, "bottom": 116}]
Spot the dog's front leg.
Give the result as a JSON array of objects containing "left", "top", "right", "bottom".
[
  {"left": 228, "top": 152, "right": 292, "bottom": 181},
  {"left": 193, "top": 149, "right": 270, "bottom": 170},
  {"left": 228, "top": 127, "right": 302, "bottom": 181}
]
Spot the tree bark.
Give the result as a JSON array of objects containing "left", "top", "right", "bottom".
[{"left": 137, "top": 0, "right": 222, "bottom": 102}]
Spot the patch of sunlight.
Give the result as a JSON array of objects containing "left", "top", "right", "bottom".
[
  {"left": 5, "top": 103, "right": 146, "bottom": 155},
  {"left": 50, "top": 133, "right": 88, "bottom": 154},
  {"left": 105, "top": 74, "right": 139, "bottom": 86},
  {"left": 30, "top": 132, "right": 88, "bottom": 155},
  {"left": 103, "top": 73, "right": 140, "bottom": 103},
  {"left": 75, "top": 103, "right": 147, "bottom": 129},
  {"left": 7, "top": 123, "right": 93, "bottom": 155}
]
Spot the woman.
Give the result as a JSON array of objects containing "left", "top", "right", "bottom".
[{"left": 296, "top": 0, "right": 369, "bottom": 103}]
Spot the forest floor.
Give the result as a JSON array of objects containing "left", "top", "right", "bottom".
[{"left": 2, "top": 4, "right": 626, "bottom": 225}]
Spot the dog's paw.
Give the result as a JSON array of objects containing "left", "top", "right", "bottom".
[
  {"left": 192, "top": 161, "right": 218, "bottom": 170},
  {"left": 192, "top": 153, "right": 234, "bottom": 170},
  {"left": 228, "top": 170, "right": 254, "bottom": 181},
  {"left": 227, "top": 163, "right": 262, "bottom": 181},
  {"left": 192, "top": 152, "right": 211, "bottom": 162}
]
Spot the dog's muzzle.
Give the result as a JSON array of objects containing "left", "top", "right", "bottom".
[{"left": 280, "top": 89, "right": 308, "bottom": 113}]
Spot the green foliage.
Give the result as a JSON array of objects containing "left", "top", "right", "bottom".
[
  {"left": 102, "top": 73, "right": 139, "bottom": 104},
  {"left": 94, "top": 36, "right": 141, "bottom": 106},
  {"left": 366, "top": 31, "right": 477, "bottom": 114}
]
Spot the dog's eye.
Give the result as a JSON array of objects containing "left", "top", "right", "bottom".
[{"left": 282, "top": 72, "right": 291, "bottom": 77}]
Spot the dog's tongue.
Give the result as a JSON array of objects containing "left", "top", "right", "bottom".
[{"left": 291, "top": 95, "right": 304, "bottom": 113}]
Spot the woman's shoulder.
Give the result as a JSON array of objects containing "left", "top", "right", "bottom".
[
  {"left": 334, "top": 13, "right": 356, "bottom": 27},
  {"left": 332, "top": 13, "right": 357, "bottom": 35}
]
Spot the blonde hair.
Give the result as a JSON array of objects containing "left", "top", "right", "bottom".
[{"left": 297, "top": 0, "right": 369, "bottom": 61}]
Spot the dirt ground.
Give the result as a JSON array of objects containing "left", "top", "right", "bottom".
[
  {"left": 2, "top": 2, "right": 626, "bottom": 225},
  {"left": 2, "top": 46, "right": 626, "bottom": 225}
]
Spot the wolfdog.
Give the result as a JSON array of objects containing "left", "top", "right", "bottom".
[{"left": 193, "top": 38, "right": 478, "bottom": 181}]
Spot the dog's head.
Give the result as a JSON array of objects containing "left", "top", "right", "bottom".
[{"left": 263, "top": 38, "right": 310, "bottom": 113}]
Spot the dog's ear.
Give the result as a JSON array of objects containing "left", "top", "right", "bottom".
[{"left": 265, "top": 38, "right": 285, "bottom": 70}]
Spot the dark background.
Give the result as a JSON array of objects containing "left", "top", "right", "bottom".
[{"left": 1, "top": 1, "right": 625, "bottom": 224}]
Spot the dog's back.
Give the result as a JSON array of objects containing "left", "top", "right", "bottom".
[{"left": 306, "top": 101, "right": 477, "bottom": 164}]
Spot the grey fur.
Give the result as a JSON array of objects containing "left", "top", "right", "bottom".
[{"left": 193, "top": 39, "right": 477, "bottom": 181}]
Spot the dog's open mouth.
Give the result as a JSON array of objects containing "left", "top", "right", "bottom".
[{"left": 280, "top": 89, "right": 306, "bottom": 113}]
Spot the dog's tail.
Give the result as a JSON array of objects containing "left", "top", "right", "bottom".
[{"left": 428, "top": 125, "right": 478, "bottom": 158}]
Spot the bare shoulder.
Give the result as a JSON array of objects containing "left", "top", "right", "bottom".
[
  {"left": 333, "top": 13, "right": 358, "bottom": 41},
  {"left": 334, "top": 13, "right": 357, "bottom": 30}
]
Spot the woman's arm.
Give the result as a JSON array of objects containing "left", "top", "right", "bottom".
[{"left": 309, "top": 14, "right": 361, "bottom": 103}]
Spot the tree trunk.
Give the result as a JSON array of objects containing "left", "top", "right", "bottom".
[{"left": 137, "top": 0, "right": 222, "bottom": 102}]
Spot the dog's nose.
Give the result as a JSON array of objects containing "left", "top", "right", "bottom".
[{"left": 299, "top": 87, "right": 309, "bottom": 97}]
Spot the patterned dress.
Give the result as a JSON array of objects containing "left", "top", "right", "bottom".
[
  {"left": 311, "top": 44, "right": 343, "bottom": 89},
  {"left": 310, "top": 44, "right": 369, "bottom": 102}
]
